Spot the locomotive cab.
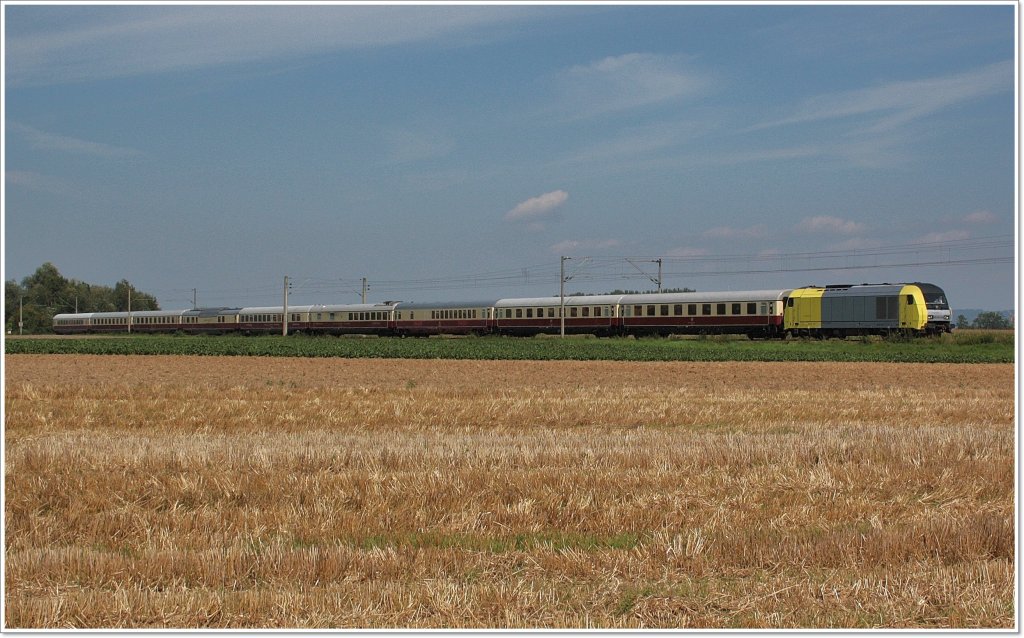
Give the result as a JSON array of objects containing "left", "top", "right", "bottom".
[{"left": 914, "top": 283, "right": 952, "bottom": 333}]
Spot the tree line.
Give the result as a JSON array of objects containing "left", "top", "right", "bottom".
[
  {"left": 5, "top": 263, "right": 159, "bottom": 334},
  {"left": 957, "top": 312, "right": 1013, "bottom": 330}
]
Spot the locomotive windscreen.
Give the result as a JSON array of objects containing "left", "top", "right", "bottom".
[{"left": 915, "top": 283, "right": 950, "bottom": 310}]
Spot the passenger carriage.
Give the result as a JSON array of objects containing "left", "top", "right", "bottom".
[
  {"left": 393, "top": 300, "right": 496, "bottom": 336},
  {"left": 304, "top": 303, "right": 395, "bottom": 335},
  {"left": 494, "top": 295, "right": 623, "bottom": 335},
  {"left": 619, "top": 290, "right": 791, "bottom": 338}
]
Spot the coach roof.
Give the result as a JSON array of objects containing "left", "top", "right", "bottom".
[
  {"left": 395, "top": 300, "right": 499, "bottom": 310},
  {"left": 618, "top": 290, "right": 792, "bottom": 305},
  {"left": 495, "top": 295, "right": 625, "bottom": 308}
]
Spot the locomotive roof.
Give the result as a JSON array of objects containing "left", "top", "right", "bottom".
[{"left": 395, "top": 300, "right": 499, "bottom": 310}]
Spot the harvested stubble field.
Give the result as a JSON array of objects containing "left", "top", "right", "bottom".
[{"left": 4, "top": 354, "right": 1014, "bottom": 628}]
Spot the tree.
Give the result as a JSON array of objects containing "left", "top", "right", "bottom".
[
  {"left": 6, "top": 263, "right": 159, "bottom": 333},
  {"left": 971, "top": 311, "right": 1011, "bottom": 330},
  {"left": 956, "top": 314, "right": 969, "bottom": 329},
  {"left": 112, "top": 279, "right": 158, "bottom": 311},
  {"left": 5, "top": 280, "right": 24, "bottom": 334}
]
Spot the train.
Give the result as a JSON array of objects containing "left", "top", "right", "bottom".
[{"left": 52, "top": 282, "right": 953, "bottom": 338}]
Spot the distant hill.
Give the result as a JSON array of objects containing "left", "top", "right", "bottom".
[{"left": 953, "top": 309, "right": 1014, "bottom": 325}]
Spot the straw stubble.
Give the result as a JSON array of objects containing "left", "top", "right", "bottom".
[{"left": 5, "top": 355, "right": 1013, "bottom": 628}]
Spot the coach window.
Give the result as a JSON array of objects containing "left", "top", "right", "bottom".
[
  {"left": 674, "top": 304, "right": 683, "bottom": 316},
  {"left": 660, "top": 305, "right": 669, "bottom": 316},
  {"left": 702, "top": 304, "right": 712, "bottom": 315},
  {"left": 717, "top": 304, "right": 726, "bottom": 315},
  {"left": 644, "top": 305, "right": 653, "bottom": 317},
  {"left": 747, "top": 303, "right": 757, "bottom": 315},
  {"left": 569, "top": 307, "right": 578, "bottom": 318},
  {"left": 515, "top": 308, "right": 522, "bottom": 318},
  {"left": 524, "top": 308, "right": 532, "bottom": 318},
  {"left": 595, "top": 307, "right": 602, "bottom": 317},
  {"left": 688, "top": 304, "right": 697, "bottom": 315},
  {"left": 579, "top": 306, "right": 588, "bottom": 318},
  {"left": 329, "top": 313, "right": 335, "bottom": 321},
  {"left": 907, "top": 295, "right": 914, "bottom": 305},
  {"left": 732, "top": 303, "right": 741, "bottom": 315},
  {"left": 634, "top": 305, "right": 643, "bottom": 317}
]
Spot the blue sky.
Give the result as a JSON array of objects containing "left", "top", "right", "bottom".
[{"left": 4, "top": 4, "right": 1016, "bottom": 310}]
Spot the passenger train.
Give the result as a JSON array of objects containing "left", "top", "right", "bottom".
[{"left": 53, "top": 282, "right": 953, "bottom": 338}]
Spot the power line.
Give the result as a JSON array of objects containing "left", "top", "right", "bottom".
[{"left": 118, "top": 234, "right": 1012, "bottom": 305}]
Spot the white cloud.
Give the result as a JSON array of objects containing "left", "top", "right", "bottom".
[
  {"left": 797, "top": 216, "right": 865, "bottom": 235},
  {"left": 8, "top": 122, "right": 140, "bottom": 158},
  {"left": 914, "top": 230, "right": 971, "bottom": 244},
  {"left": 6, "top": 6, "right": 536, "bottom": 86},
  {"left": 964, "top": 210, "right": 998, "bottom": 224},
  {"left": 554, "top": 52, "right": 711, "bottom": 118},
  {"left": 549, "top": 238, "right": 620, "bottom": 254},
  {"left": 504, "top": 190, "right": 569, "bottom": 222}
]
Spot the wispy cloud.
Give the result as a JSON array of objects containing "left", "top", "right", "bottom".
[
  {"left": 504, "top": 190, "right": 569, "bottom": 224},
  {"left": 382, "top": 128, "right": 455, "bottom": 164},
  {"left": 549, "top": 238, "right": 620, "bottom": 254},
  {"left": 827, "top": 237, "right": 883, "bottom": 251},
  {"left": 553, "top": 53, "right": 712, "bottom": 119},
  {"left": 797, "top": 216, "right": 865, "bottom": 235},
  {"left": 8, "top": 122, "right": 140, "bottom": 158},
  {"left": 6, "top": 6, "right": 537, "bottom": 86},
  {"left": 6, "top": 170, "right": 58, "bottom": 190},
  {"left": 914, "top": 230, "right": 971, "bottom": 244},
  {"left": 666, "top": 247, "right": 710, "bottom": 258},
  {"left": 702, "top": 225, "right": 766, "bottom": 240},
  {"left": 964, "top": 210, "right": 998, "bottom": 224},
  {"left": 751, "top": 60, "right": 1012, "bottom": 134}
]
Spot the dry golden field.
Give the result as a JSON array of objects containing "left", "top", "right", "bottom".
[{"left": 4, "top": 354, "right": 1015, "bottom": 628}]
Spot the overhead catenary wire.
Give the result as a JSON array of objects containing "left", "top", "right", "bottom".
[{"left": 134, "top": 234, "right": 1010, "bottom": 305}]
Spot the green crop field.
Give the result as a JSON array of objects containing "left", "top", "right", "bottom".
[{"left": 4, "top": 332, "right": 1013, "bottom": 363}]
